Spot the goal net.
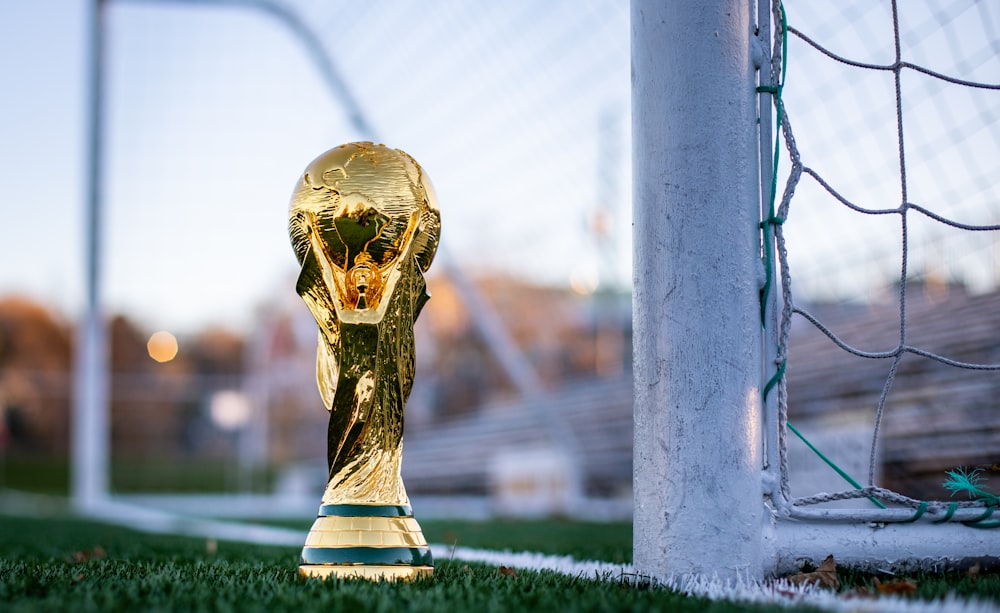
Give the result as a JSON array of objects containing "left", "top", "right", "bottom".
[{"left": 763, "top": 0, "right": 1000, "bottom": 528}]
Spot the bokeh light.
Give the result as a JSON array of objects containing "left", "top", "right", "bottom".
[
  {"left": 209, "top": 390, "right": 251, "bottom": 431},
  {"left": 147, "top": 330, "right": 178, "bottom": 363},
  {"left": 569, "top": 263, "right": 600, "bottom": 295}
]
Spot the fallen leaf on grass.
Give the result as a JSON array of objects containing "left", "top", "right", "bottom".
[
  {"left": 497, "top": 566, "right": 518, "bottom": 577},
  {"left": 786, "top": 555, "right": 840, "bottom": 590},
  {"left": 70, "top": 547, "right": 106, "bottom": 563},
  {"left": 874, "top": 577, "right": 918, "bottom": 595},
  {"left": 968, "top": 562, "right": 981, "bottom": 581}
]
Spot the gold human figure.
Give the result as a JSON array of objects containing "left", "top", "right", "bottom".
[{"left": 288, "top": 142, "right": 441, "bottom": 580}]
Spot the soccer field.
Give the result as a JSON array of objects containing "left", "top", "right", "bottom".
[
  {"left": 2, "top": 513, "right": 998, "bottom": 612},
  {"left": 0, "top": 514, "right": 749, "bottom": 612}
]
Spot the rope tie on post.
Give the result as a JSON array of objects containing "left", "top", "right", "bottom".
[
  {"left": 931, "top": 502, "right": 958, "bottom": 524},
  {"left": 762, "top": 358, "right": 785, "bottom": 401},
  {"left": 962, "top": 504, "right": 999, "bottom": 529},
  {"left": 901, "top": 501, "right": 928, "bottom": 523}
]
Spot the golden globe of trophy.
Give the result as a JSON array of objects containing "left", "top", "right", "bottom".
[{"left": 288, "top": 142, "right": 441, "bottom": 580}]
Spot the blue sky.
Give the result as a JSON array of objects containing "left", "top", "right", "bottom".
[
  {"left": 1, "top": 1, "right": 997, "bottom": 336},
  {"left": 0, "top": 0, "right": 631, "bottom": 334},
  {"left": 1, "top": 1, "right": 88, "bottom": 318}
]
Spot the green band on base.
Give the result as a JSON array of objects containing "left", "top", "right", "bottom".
[
  {"left": 300, "top": 546, "right": 433, "bottom": 566},
  {"left": 318, "top": 504, "right": 413, "bottom": 517}
]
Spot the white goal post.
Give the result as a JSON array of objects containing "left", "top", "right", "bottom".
[{"left": 631, "top": 0, "right": 998, "bottom": 582}]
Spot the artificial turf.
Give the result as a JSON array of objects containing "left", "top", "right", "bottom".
[
  {"left": 0, "top": 514, "right": 791, "bottom": 613},
  {"left": 2, "top": 513, "right": 998, "bottom": 612}
]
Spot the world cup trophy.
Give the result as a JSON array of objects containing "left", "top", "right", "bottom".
[{"left": 288, "top": 142, "right": 441, "bottom": 580}]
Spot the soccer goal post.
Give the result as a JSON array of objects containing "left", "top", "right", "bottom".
[
  {"left": 632, "top": 0, "right": 767, "bottom": 580},
  {"left": 632, "top": 0, "right": 999, "bottom": 582}
]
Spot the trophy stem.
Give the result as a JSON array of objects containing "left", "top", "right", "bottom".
[{"left": 298, "top": 503, "right": 433, "bottom": 581}]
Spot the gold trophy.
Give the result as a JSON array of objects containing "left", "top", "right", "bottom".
[{"left": 288, "top": 142, "right": 441, "bottom": 580}]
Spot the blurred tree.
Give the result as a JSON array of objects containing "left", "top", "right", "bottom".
[{"left": 0, "top": 297, "right": 73, "bottom": 453}]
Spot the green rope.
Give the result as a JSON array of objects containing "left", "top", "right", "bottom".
[
  {"left": 932, "top": 502, "right": 958, "bottom": 523},
  {"left": 762, "top": 358, "right": 785, "bottom": 401},
  {"left": 962, "top": 504, "right": 998, "bottom": 529},
  {"left": 758, "top": 2, "right": 788, "bottom": 326},
  {"left": 787, "top": 422, "right": 888, "bottom": 509},
  {"left": 942, "top": 467, "right": 1000, "bottom": 527},
  {"left": 787, "top": 426, "right": 1000, "bottom": 525},
  {"left": 943, "top": 467, "right": 1000, "bottom": 506},
  {"left": 901, "top": 501, "right": 927, "bottom": 523},
  {"left": 965, "top": 521, "right": 1000, "bottom": 529}
]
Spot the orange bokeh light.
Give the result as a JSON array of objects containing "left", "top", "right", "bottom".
[{"left": 147, "top": 331, "right": 178, "bottom": 363}]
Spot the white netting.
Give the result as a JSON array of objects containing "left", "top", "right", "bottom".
[
  {"left": 764, "top": 0, "right": 1000, "bottom": 525},
  {"left": 83, "top": 0, "right": 629, "bottom": 492},
  {"left": 102, "top": 0, "right": 630, "bottom": 333}
]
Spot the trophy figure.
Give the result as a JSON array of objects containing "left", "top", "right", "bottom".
[{"left": 288, "top": 142, "right": 441, "bottom": 580}]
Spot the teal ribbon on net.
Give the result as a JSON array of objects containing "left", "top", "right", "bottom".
[{"left": 786, "top": 422, "right": 887, "bottom": 510}]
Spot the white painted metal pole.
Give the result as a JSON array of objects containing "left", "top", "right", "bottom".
[
  {"left": 72, "top": 0, "right": 110, "bottom": 511},
  {"left": 632, "top": 0, "right": 765, "bottom": 581},
  {"left": 772, "top": 522, "right": 1000, "bottom": 575}
]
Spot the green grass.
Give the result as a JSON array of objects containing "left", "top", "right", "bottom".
[
  {"left": 836, "top": 567, "right": 1000, "bottom": 604},
  {"left": 2, "top": 513, "right": 997, "bottom": 612},
  {"left": 265, "top": 517, "right": 633, "bottom": 565},
  {"left": 425, "top": 518, "right": 631, "bottom": 564},
  {"left": 0, "top": 456, "right": 69, "bottom": 494},
  {"left": 0, "top": 514, "right": 792, "bottom": 613},
  {"left": 0, "top": 455, "right": 274, "bottom": 494}
]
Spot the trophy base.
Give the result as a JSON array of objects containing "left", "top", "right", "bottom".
[
  {"left": 298, "top": 503, "right": 434, "bottom": 582},
  {"left": 298, "top": 564, "right": 433, "bottom": 581}
]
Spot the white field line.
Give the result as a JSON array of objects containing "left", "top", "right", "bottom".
[
  {"left": 81, "top": 501, "right": 1000, "bottom": 612},
  {"left": 0, "top": 492, "right": 994, "bottom": 613},
  {"left": 428, "top": 544, "right": 997, "bottom": 613}
]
